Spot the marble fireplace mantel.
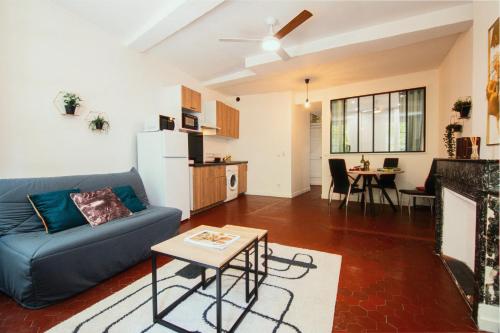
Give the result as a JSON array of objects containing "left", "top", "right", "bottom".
[{"left": 434, "top": 158, "right": 499, "bottom": 331}]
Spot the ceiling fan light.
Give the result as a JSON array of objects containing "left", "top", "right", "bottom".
[{"left": 261, "top": 36, "right": 280, "bottom": 51}]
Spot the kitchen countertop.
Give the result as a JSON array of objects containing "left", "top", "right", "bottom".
[{"left": 190, "top": 161, "right": 248, "bottom": 167}]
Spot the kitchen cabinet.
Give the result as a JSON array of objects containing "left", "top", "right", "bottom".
[
  {"left": 191, "top": 165, "right": 226, "bottom": 211},
  {"left": 181, "top": 86, "right": 201, "bottom": 113},
  {"left": 161, "top": 84, "right": 203, "bottom": 131},
  {"left": 205, "top": 101, "right": 239, "bottom": 138},
  {"left": 238, "top": 163, "right": 247, "bottom": 194}
]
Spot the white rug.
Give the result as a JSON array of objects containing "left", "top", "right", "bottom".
[{"left": 47, "top": 243, "right": 341, "bottom": 333}]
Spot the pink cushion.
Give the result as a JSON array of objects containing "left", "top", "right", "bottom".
[{"left": 70, "top": 188, "right": 132, "bottom": 227}]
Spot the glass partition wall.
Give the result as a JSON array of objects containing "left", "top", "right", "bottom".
[{"left": 330, "top": 87, "right": 425, "bottom": 153}]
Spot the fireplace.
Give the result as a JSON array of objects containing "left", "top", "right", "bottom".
[{"left": 434, "top": 159, "right": 499, "bottom": 332}]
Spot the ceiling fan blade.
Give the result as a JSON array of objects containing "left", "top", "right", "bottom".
[
  {"left": 218, "top": 38, "right": 262, "bottom": 43},
  {"left": 274, "top": 10, "right": 313, "bottom": 39},
  {"left": 276, "top": 48, "right": 290, "bottom": 61}
]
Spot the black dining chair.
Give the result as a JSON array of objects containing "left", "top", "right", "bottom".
[
  {"left": 399, "top": 160, "right": 437, "bottom": 216},
  {"left": 328, "top": 159, "right": 366, "bottom": 214},
  {"left": 372, "top": 158, "right": 400, "bottom": 206}
]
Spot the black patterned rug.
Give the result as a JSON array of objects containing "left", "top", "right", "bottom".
[{"left": 47, "top": 243, "right": 341, "bottom": 333}]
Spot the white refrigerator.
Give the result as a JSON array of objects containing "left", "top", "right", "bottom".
[{"left": 137, "top": 131, "right": 190, "bottom": 220}]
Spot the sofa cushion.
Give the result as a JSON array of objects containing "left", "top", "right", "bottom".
[
  {"left": 0, "top": 168, "right": 148, "bottom": 236},
  {"left": 0, "top": 206, "right": 181, "bottom": 308},
  {"left": 27, "top": 189, "right": 86, "bottom": 233},
  {"left": 112, "top": 185, "right": 146, "bottom": 213},
  {"left": 70, "top": 188, "right": 131, "bottom": 227}
]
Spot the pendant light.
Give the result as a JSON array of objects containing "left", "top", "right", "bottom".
[{"left": 304, "top": 78, "right": 311, "bottom": 108}]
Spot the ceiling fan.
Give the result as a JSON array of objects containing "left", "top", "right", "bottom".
[{"left": 218, "top": 10, "right": 313, "bottom": 60}]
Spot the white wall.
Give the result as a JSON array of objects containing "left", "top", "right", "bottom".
[
  {"left": 472, "top": 1, "right": 499, "bottom": 159},
  {"left": 438, "top": 28, "right": 473, "bottom": 156},
  {"left": 291, "top": 103, "right": 311, "bottom": 197},
  {"left": 294, "top": 70, "right": 440, "bottom": 201},
  {"left": 228, "top": 92, "right": 293, "bottom": 197},
  {"left": 0, "top": 0, "right": 226, "bottom": 178}
]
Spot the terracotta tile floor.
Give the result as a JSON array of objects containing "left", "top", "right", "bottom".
[{"left": 0, "top": 186, "right": 478, "bottom": 332}]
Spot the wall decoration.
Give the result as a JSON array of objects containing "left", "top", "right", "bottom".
[
  {"left": 53, "top": 91, "right": 83, "bottom": 116},
  {"left": 486, "top": 18, "right": 499, "bottom": 145},
  {"left": 452, "top": 97, "right": 472, "bottom": 119},
  {"left": 443, "top": 123, "right": 463, "bottom": 158},
  {"left": 87, "top": 112, "right": 110, "bottom": 132},
  {"left": 62, "top": 92, "right": 82, "bottom": 115}
]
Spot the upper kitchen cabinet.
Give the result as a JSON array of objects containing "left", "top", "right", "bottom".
[
  {"left": 203, "top": 101, "right": 239, "bottom": 139},
  {"left": 181, "top": 86, "right": 201, "bottom": 113},
  {"left": 161, "top": 85, "right": 203, "bottom": 131}
]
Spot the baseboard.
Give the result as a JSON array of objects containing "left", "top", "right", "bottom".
[
  {"left": 245, "top": 190, "right": 293, "bottom": 198},
  {"left": 292, "top": 187, "right": 311, "bottom": 198},
  {"left": 478, "top": 303, "right": 500, "bottom": 333}
]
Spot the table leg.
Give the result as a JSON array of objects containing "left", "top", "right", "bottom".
[
  {"left": 245, "top": 249, "right": 250, "bottom": 302},
  {"left": 254, "top": 239, "right": 259, "bottom": 300},
  {"left": 367, "top": 175, "right": 375, "bottom": 215},
  {"left": 151, "top": 253, "right": 158, "bottom": 323},
  {"left": 373, "top": 176, "right": 397, "bottom": 212},
  {"left": 216, "top": 268, "right": 222, "bottom": 333},
  {"left": 201, "top": 267, "right": 206, "bottom": 290},
  {"left": 264, "top": 234, "right": 268, "bottom": 278}
]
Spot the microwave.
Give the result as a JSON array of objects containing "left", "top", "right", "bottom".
[
  {"left": 144, "top": 115, "right": 175, "bottom": 132},
  {"left": 182, "top": 113, "right": 198, "bottom": 130}
]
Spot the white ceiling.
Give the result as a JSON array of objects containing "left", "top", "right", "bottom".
[{"left": 54, "top": 0, "right": 473, "bottom": 95}]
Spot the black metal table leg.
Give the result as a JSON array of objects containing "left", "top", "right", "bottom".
[
  {"left": 152, "top": 252, "right": 158, "bottom": 323},
  {"left": 254, "top": 239, "right": 258, "bottom": 300},
  {"left": 264, "top": 233, "right": 268, "bottom": 278},
  {"left": 201, "top": 267, "right": 207, "bottom": 290},
  {"left": 245, "top": 249, "right": 250, "bottom": 302},
  {"left": 373, "top": 175, "right": 397, "bottom": 212},
  {"left": 216, "top": 268, "right": 222, "bottom": 333},
  {"left": 367, "top": 175, "right": 376, "bottom": 215}
]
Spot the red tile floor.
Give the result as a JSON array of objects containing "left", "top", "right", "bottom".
[{"left": 0, "top": 186, "right": 478, "bottom": 332}]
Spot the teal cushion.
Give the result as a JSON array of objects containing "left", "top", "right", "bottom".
[
  {"left": 28, "top": 189, "right": 86, "bottom": 233},
  {"left": 112, "top": 186, "right": 146, "bottom": 213}
]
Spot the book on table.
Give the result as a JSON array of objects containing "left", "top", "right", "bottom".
[{"left": 184, "top": 230, "right": 240, "bottom": 250}]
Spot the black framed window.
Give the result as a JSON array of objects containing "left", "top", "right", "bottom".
[{"left": 330, "top": 87, "right": 425, "bottom": 153}]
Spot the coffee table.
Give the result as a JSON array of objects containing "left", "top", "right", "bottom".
[
  {"left": 150, "top": 225, "right": 262, "bottom": 333},
  {"left": 222, "top": 225, "right": 268, "bottom": 288}
]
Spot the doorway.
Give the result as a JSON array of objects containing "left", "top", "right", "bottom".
[{"left": 309, "top": 105, "right": 322, "bottom": 186}]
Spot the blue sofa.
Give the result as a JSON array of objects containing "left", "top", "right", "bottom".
[{"left": 0, "top": 168, "right": 181, "bottom": 309}]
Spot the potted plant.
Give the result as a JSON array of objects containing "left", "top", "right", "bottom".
[
  {"left": 62, "top": 92, "right": 82, "bottom": 115},
  {"left": 452, "top": 97, "right": 472, "bottom": 119},
  {"left": 89, "top": 115, "right": 109, "bottom": 131},
  {"left": 443, "top": 123, "right": 463, "bottom": 158}
]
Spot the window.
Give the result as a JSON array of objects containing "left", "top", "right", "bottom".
[{"left": 330, "top": 87, "right": 425, "bottom": 153}]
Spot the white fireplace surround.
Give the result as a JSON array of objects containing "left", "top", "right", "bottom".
[{"left": 442, "top": 187, "right": 477, "bottom": 271}]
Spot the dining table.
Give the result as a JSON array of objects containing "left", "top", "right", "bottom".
[{"left": 345, "top": 169, "right": 405, "bottom": 215}]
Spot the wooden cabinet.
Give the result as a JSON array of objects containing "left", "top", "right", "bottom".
[
  {"left": 191, "top": 165, "right": 226, "bottom": 211},
  {"left": 212, "top": 101, "right": 239, "bottom": 138},
  {"left": 181, "top": 86, "right": 201, "bottom": 113},
  {"left": 238, "top": 163, "right": 247, "bottom": 194}
]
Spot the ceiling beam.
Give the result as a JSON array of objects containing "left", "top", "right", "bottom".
[
  {"left": 245, "top": 3, "right": 473, "bottom": 68},
  {"left": 125, "top": 0, "right": 225, "bottom": 52},
  {"left": 203, "top": 70, "right": 256, "bottom": 87}
]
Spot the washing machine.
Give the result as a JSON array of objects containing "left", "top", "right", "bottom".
[{"left": 225, "top": 165, "right": 239, "bottom": 202}]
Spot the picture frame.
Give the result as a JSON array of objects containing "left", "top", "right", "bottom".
[{"left": 486, "top": 17, "right": 499, "bottom": 145}]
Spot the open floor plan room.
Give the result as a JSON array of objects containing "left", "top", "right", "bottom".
[{"left": 0, "top": 1, "right": 499, "bottom": 332}]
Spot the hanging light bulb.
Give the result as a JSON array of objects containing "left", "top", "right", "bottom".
[{"left": 304, "top": 78, "right": 311, "bottom": 108}]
